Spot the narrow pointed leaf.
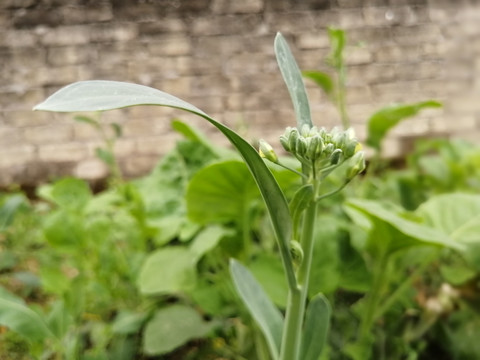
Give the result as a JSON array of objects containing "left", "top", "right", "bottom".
[
  {"left": 366, "top": 101, "right": 442, "bottom": 150},
  {"left": 275, "top": 33, "right": 312, "bottom": 129},
  {"left": 300, "top": 294, "right": 331, "bottom": 360},
  {"left": 34, "top": 80, "right": 294, "bottom": 286},
  {"left": 327, "top": 28, "right": 346, "bottom": 69},
  {"left": 230, "top": 259, "right": 283, "bottom": 360}
]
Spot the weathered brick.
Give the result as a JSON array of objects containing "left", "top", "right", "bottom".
[
  {"left": 38, "top": 142, "right": 88, "bottom": 162},
  {"left": 0, "top": 89, "right": 45, "bottom": 111},
  {"left": 338, "top": 9, "right": 365, "bottom": 29},
  {"left": 73, "top": 158, "right": 108, "bottom": 180},
  {"left": 192, "top": 14, "right": 263, "bottom": 36},
  {"left": 212, "top": 0, "right": 264, "bottom": 14},
  {"left": 364, "top": 6, "right": 427, "bottom": 27},
  {"left": 148, "top": 36, "right": 192, "bottom": 56},
  {"left": 348, "top": 63, "right": 396, "bottom": 85},
  {"left": 0, "top": 29, "right": 36, "bottom": 47},
  {"left": 0, "top": 0, "right": 36, "bottom": 9},
  {"left": 122, "top": 155, "right": 158, "bottom": 177},
  {"left": 59, "top": 4, "right": 113, "bottom": 24},
  {"left": 89, "top": 23, "right": 138, "bottom": 43},
  {"left": 371, "top": 81, "right": 420, "bottom": 102},
  {"left": 138, "top": 18, "right": 186, "bottom": 36},
  {"left": 374, "top": 44, "right": 422, "bottom": 63},
  {"left": 24, "top": 124, "right": 73, "bottom": 144},
  {"left": 0, "top": 144, "right": 35, "bottom": 169},
  {"left": 40, "top": 26, "right": 91, "bottom": 46},
  {"left": 391, "top": 24, "right": 443, "bottom": 44},
  {"left": 114, "top": 139, "right": 137, "bottom": 157},
  {"left": 346, "top": 85, "right": 373, "bottom": 103},
  {"left": 296, "top": 32, "right": 330, "bottom": 49},
  {"left": 47, "top": 46, "right": 95, "bottom": 66},
  {"left": 135, "top": 136, "right": 177, "bottom": 155},
  {"left": 0, "top": 126, "right": 22, "bottom": 146},
  {"left": 336, "top": 0, "right": 364, "bottom": 8},
  {"left": 345, "top": 46, "right": 373, "bottom": 65},
  {"left": 2, "top": 0, "right": 480, "bottom": 185},
  {"left": 265, "top": 11, "right": 316, "bottom": 33}
]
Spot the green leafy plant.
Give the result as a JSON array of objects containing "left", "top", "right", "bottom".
[
  {"left": 74, "top": 114, "right": 124, "bottom": 185},
  {"left": 303, "top": 28, "right": 442, "bottom": 161},
  {"left": 30, "top": 33, "right": 366, "bottom": 360}
]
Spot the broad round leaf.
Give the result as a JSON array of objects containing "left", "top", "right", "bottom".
[
  {"left": 143, "top": 305, "right": 215, "bottom": 355},
  {"left": 138, "top": 247, "right": 196, "bottom": 295},
  {"left": 186, "top": 160, "right": 259, "bottom": 224}
]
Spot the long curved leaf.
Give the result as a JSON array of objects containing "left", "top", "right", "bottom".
[
  {"left": 275, "top": 33, "right": 312, "bottom": 129},
  {"left": 230, "top": 259, "right": 284, "bottom": 360},
  {"left": 34, "top": 80, "right": 295, "bottom": 285}
]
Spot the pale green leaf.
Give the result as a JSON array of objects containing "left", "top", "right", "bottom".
[
  {"left": 143, "top": 304, "right": 216, "bottom": 355},
  {"left": 416, "top": 193, "right": 480, "bottom": 242},
  {"left": 300, "top": 294, "right": 331, "bottom": 360},
  {"left": 230, "top": 259, "right": 283, "bottom": 360},
  {"left": 34, "top": 80, "right": 293, "bottom": 286},
  {"left": 366, "top": 101, "right": 442, "bottom": 150},
  {"left": 138, "top": 247, "right": 196, "bottom": 295},
  {"left": 302, "top": 70, "right": 334, "bottom": 97},
  {"left": 186, "top": 160, "right": 258, "bottom": 224},
  {"left": 275, "top": 33, "right": 312, "bottom": 129},
  {"left": 249, "top": 254, "right": 288, "bottom": 308},
  {"left": 189, "top": 225, "right": 232, "bottom": 261},
  {"left": 0, "top": 296, "right": 53, "bottom": 342},
  {"left": 345, "top": 199, "right": 465, "bottom": 255}
]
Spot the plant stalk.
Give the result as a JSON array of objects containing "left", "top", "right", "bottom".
[
  {"left": 279, "top": 199, "right": 318, "bottom": 360},
  {"left": 359, "top": 252, "right": 389, "bottom": 342}
]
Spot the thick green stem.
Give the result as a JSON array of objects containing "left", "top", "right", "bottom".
[{"left": 279, "top": 200, "right": 318, "bottom": 360}]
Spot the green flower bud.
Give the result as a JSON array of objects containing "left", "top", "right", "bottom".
[
  {"left": 308, "top": 126, "right": 319, "bottom": 137},
  {"left": 295, "top": 136, "right": 307, "bottom": 157},
  {"left": 324, "top": 143, "right": 334, "bottom": 155},
  {"left": 280, "top": 134, "right": 290, "bottom": 152},
  {"left": 288, "top": 128, "right": 299, "bottom": 152},
  {"left": 258, "top": 139, "right": 278, "bottom": 163},
  {"left": 330, "top": 148, "right": 343, "bottom": 165},
  {"left": 306, "top": 135, "right": 320, "bottom": 161},
  {"left": 290, "top": 240, "right": 304, "bottom": 266},
  {"left": 345, "top": 140, "right": 359, "bottom": 158},
  {"left": 345, "top": 127, "right": 356, "bottom": 140},
  {"left": 346, "top": 151, "right": 366, "bottom": 180}
]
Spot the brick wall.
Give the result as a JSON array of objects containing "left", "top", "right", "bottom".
[{"left": 1, "top": 0, "right": 480, "bottom": 186}]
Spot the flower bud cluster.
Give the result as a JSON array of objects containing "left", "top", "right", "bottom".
[{"left": 280, "top": 125, "right": 362, "bottom": 169}]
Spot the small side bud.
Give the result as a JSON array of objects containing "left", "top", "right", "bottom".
[
  {"left": 280, "top": 135, "right": 290, "bottom": 152},
  {"left": 295, "top": 137, "right": 308, "bottom": 157},
  {"left": 290, "top": 240, "right": 304, "bottom": 266},
  {"left": 259, "top": 139, "right": 278, "bottom": 163},
  {"left": 324, "top": 143, "right": 334, "bottom": 155},
  {"left": 346, "top": 151, "right": 366, "bottom": 180},
  {"left": 288, "top": 128, "right": 299, "bottom": 152},
  {"left": 330, "top": 148, "right": 343, "bottom": 165},
  {"left": 306, "top": 135, "right": 320, "bottom": 161},
  {"left": 345, "top": 140, "right": 359, "bottom": 158}
]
